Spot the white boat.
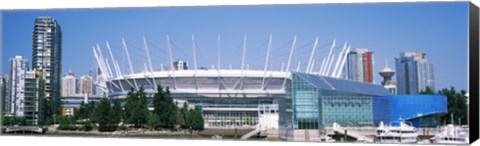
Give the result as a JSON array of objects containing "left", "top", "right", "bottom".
[
  {"left": 376, "top": 121, "right": 418, "bottom": 144},
  {"left": 432, "top": 124, "right": 469, "bottom": 145}
]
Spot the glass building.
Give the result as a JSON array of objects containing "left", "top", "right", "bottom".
[
  {"left": 0, "top": 76, "right": 6, "bottom": 116},
  {"left": 278, "top": 73, "right": 447, "bottom": 140},
  {"left": 32, "top": 16, "right": 62, "bottom": 117},
  {"left": 373, "top": 95, "right": 447, "bottom": 128},
  {"left": 395, "top": 52, "right": 435, "bottom": 94},
  {"left": 280, "top": 72, "right": 391, "bottom": 137},
  {"left": 24, "top": 70, "right": 45, "bottom": 125}
]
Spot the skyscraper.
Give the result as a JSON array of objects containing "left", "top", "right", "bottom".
[
  {"left": 395, "top": 52, "right": 435, "bottom": 95},
  {"left": 346, "top": 48, "right": 374, "bottom": 83},
  {"left": 89, "top": 66, "right": 103, "bottom": 95},
  {"left": 61, "top": 70, "right": 76, "bottom": 97},
  {"left": 0, "top": 76, "right": 7, "bottom": 116},
  {"left": 32, "top": 16, "right": 62, "bottom": 117},
  {"left": 7, "top": 56, "right": 28, "bottom": 117},
  {"left": 79, "top": 75, "right": 93, "bottom": 103}
]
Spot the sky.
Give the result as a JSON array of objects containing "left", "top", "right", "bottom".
[{"left": 1, "top": 2, "right": 470, "bottom": 91}]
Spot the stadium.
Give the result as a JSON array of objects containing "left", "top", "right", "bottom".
[{"left": 91, "top": 35, "right": 447, "bottom": 139}]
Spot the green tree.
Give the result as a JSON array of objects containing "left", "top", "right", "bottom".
[
  {"left": 2, "top": 116, "right": 14, "bottom": 126},
  {"left": 177, "top": 110, "right": 186, "bottom": 129},
  {"left": 438, "top": 87, "right": 468, "bottom": 125},
  {"left": 88, "top": 101, "right": 98, "bottom": 122},
  {"left": 164, "top": 87, "right": 178, "bottom": 129},
  {"left": 124, "top": 88, "right": 137, "bottom": 125},
  {"left": 137, "top": 87, "right": 150, "bottom": 127},
  {"left": 419, "top": 86, "right": 435, "bottom": 94},
  {"left": 148, "top": 114, "right": 161, "bottom": 129},
  {"left": 124, "top": 87, "right": 149, "bottom": 128},
  {"left": 96, "top": 98, "right": 113, "bottom": 132},
  {"left": 186, "top": 106, "right": 204, "bottom": 131},
  {"left": 152, "top": 86, "right": 177, "bottom": 130},
  {"left": 110, "top": 99, "right": 123, "bottom": 126},
  {"left": 76, "top": 101, "right": 88, "bottom": 120},
  {"left": 179, "top": 102, "right": 189, "bottom": 128},
  {"left": 56, "top": 115, "right": 70, "bottom": 125},
  {"left": 152, "top": 86, "right": 165, "bottom": 128},
  {"left": 17, "top": 117, "right": 27, "bottom": 126}
]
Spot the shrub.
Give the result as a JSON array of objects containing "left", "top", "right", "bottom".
[
  {"left": 58, "top": 124, "right": 77, "bottom": 131},
  {"left": 117, "top": 125, "right": 128, "bottom": 131}
]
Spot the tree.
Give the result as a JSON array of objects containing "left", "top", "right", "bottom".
[
  {"left": 419, "top": 86, "right": 435, "bottom": 94},
  {"left": 88, "top": 101, "right": 98, "bottom": 122},
  {"left": 17, "top": 117, "right": 27, "bottom": 126},
  {"left": 438, "top": 87, "right": 468, "bottom": 125},
  {"left": 124, "top": 88, "right": 137, "bottom": 125},
  {"left": 110, "top": 99, "right": 123, "bottom": 126},
  {"left": 96, "top": 98, "right": 113, "bottom": 132},
  {"left": 179, "top": 102, "right": 189, "bottom": 128},
  {"left": 164, "top": 87, "right": 178, "bottom": 129},
  {"left": 2, "top": 116, "right": 13, "bottom": 126},
  {"left": 124, "top": 87, "right": 149, "bottom": 128},
  {"left": 76, "top": 101, "right": 88, "bottom": 120},
  {"left": 136, "top": 87, "right": 150, "bottom": 127},
  {"left": 56, "top": 115, "right": 70, "bottom": 125},
  {"left": 152, "top": 86, "right": 177, "bottom": 130},
  {"left": 186, "top": 106, "right": 204, "bottom": 131},
  {"left": 193, "top": 107, "right": 205, "bottom": 130},
  {"left": 177, "top": 110, "right": 186, "bottom": 129},
  {"left": 148, "top": 114, "right": 161, "bottom": 129}
]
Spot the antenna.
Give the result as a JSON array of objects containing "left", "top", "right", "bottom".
[
  {"left": 192, "top": 34, "right": 198, "bottom": 71},
  {"left": 241, "top": 34, "right": 247, "bottom": 71},
  {"left": 217, "top": 34, "right": 221, "bottom": 71},
  {"left": 385, "top": 59, "right": 389, "bottom": 68}
]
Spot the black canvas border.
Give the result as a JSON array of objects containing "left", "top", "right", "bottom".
[{"left": 469, "top": 1, "right": 479, "bottom": 144}]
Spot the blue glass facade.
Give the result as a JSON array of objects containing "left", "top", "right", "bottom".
[
  {"left": 280, "top": 73, "right": 447, "bottom": 140},
  {"left": 373, "top": 95, "right": 447, "bottom": 127},
  {"left": 288, "top": 72, "right": 391, "bottom": 130}
]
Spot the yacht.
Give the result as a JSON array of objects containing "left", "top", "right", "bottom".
[
  {"left": 432, "top": 124, "right": 469, "bottom": 145},
  {"left": 376, "top": 121, "right": 418, "bottom": 144}
]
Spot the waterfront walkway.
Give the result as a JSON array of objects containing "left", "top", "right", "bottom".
[{"left": 3, "top": 126, "right": 45, "bottom": 133}]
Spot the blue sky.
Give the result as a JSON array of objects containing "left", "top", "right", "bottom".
[{"left": 1, "top": 2, "right": 469, "bottom": 91}]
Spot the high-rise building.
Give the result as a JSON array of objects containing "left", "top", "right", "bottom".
[
  {"left": 79, "top": 75, "right": 93, "bottom": 103},
  {"left": 24, "top": 70, "right": 44, "bottom": 125},
  {"left": 7, "top": 56, "right": 28, "bottom": 117},
  {"left": 89, "top": 66, "right": 103, "bottom": 95},
  {"left": 379, "top": 62, "right": 397, "bottom": 95},
  {"left": 0, "top": 76, "right": 6, "bottom": 115},
  {"left": 395, "top": 52, "right": 435, "bottom": 95},
  {"left": 346, "top": 48, "right": 374, "bottom": 83},
  {"left": 61, "top": 70, "right": 76, "bottom": 97},
  {"left": 32, "top": 16, "right": 62, "bottom": 116}
]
